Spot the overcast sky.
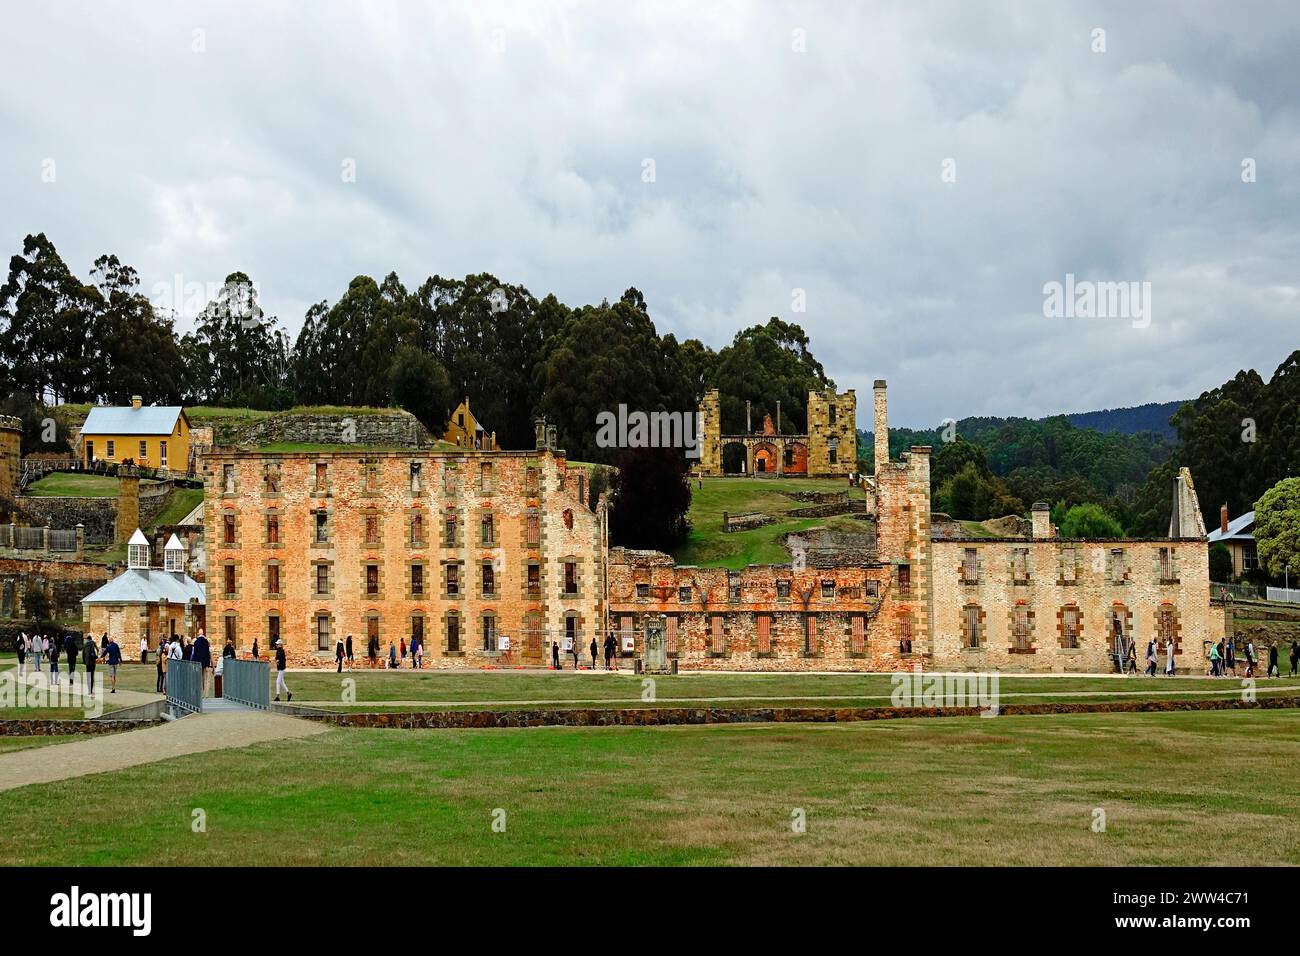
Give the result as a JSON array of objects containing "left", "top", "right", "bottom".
[{"left": 3, "top": 1, "right": 1298, "bottom": 427}]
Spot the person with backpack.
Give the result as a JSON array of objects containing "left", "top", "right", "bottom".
[
  {"left": 82, "top": 633, "right": 99, "bottom": 694},
  {"left": 103, "top": 634, "right": 123, "bottom": 694},
  {"left": 603, "top": 633, "right": 616, "bottom": 671},
  {"left": 274, "top": 639, "right": 291, "bottom": 702},
  {"left": 589, "top": 637, "right": 598, "bottom": 669}
]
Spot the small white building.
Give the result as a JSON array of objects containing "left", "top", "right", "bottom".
[{"left": 81, "top": 530, "right": 206, "bottom": 650}]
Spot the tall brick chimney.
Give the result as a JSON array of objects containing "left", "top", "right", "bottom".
[
  {"left": 116, "top": 464, "right": 140, "bottom": 545},
  {"left": 873, "top": 380, "right": 889, "bottom": 475},
  {"left": 1220, "top": 503, "right": 1229, "bottom": 535},
  {"left": 1031, "top": 501, "right": 1053, "bottom": 540}
]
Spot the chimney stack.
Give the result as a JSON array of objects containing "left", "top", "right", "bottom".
[
  {"left": 1221, "top": 503, "right": 1229, "bottom": 535},
  {"left": 1031, "top": 502, "right": 1053, "bottom": 540},
  {"left": 131, "top": 395, "right": 142, "bottom": 410},
  {"left": 873, "top": 380, "right": 889, "bottom": 475}
]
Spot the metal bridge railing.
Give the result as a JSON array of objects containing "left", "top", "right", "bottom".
[
  {"left": 166, "top": 659, "right": 204, "bottom": 715},
  {"left": 223, "top": 658, "right": 270, "bottom": 710}
]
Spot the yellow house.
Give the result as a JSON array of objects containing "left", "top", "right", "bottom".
[
  {"left": 80, "top": 397, "right": 192, "bottom": 473},
  {"left": 443, "top": 396, "right": 497, "bottom": 450}
]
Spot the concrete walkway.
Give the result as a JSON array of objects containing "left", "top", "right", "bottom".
[{"left": 0, "top": 710, "right": 327, "bottom": 793}]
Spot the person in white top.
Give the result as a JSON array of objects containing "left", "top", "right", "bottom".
[
  {"left": 1165, "top": 639, "right": 1176, "bottom": 676},
  {"left": 139, "top": 634, "right": 149, "bottom": 664}
]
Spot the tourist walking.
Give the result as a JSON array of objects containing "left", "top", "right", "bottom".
[
  {"left": 1244, "top": 639, "right": 1257, "bottom": 679},
  {"left": 335, "top": 636, "right": 345, "bottom": 674},
  {"left": 1291, "top": 641, "right": 1299, "bottom": 678},
  {"left": 1268, "top": 643, "right": 1279, "bottom": 678},
  {"left": 103, "top": 634, "right": 123, "bottom": 694},
  {"left": 400, "top": 637, "right": 407, "bottom": 664},
  {"left": 1144, "top": 640, "right": 1157, "bottom": 677},
  {"left": 14, "top": 632, "right": 26, "bottom": 679},
  {"left": 223, "top": 638, "right": 235, "bottom": 661},
  {"left": 1125, "top": 640, "right": 1137, "bottom": 675},
  {"left": 64, "top": 633, "right": 78, "bottom": 685},
  {"left": 82, "top": 633, "right": 98, "bottom": 694},
  {"left": 155, "top": 637, "right": 165, "bottom": 692},
  {"left": 49, "top": 637, "right": 59, "bottom": 686},
  {"left": 1226, "top": 636, "right": 1237, "bottom": 676},
  {"left": 568, "top": 634, "right": 581, "bottom": 670},
  {"left": 1165, "top": 638, "right": 1176, "bottom": 676},
  {"left": 139, "top": 634, "right": 148, "bottom": 664},
  {"left": 345, "top": 633, "right": 354, "bottom": 671},
  {"left": 413, "top": 635, "right": 423, "bottom": 670},
  {"left": 388, "top": 641, "right": 397, "bottom": 669},
  {"left": 603, "top": 632, "right": 616, "bottom": 671},
  {"left": 551, "top": 638, "right": 560, "bottom": 670},
  {"left": 274, "top": 639, "right": 291, "bottom": 701},
  {"left": 368, "top": 634, "right": 379, "bottom": 668},
  {"left": 1209, "top": 640, "right": 1221, "bottom": 677},
  {"left": 589, "top": 637, "right": 598, "bottom": 669},
  {"left": 252, "top": 638, "right": 260, "bottom": 660},
  {"left": 32, "top": 632, "right": 41, "bottom": 672},
  {"left": 192, "top": 629, "right": 212, "bottom": 697}
]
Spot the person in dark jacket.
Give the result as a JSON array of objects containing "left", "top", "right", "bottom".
[
  {"left": 345, "top": 633, "right": 354, "bottom": 670},
  {"left": 589, "top": 637, "right": 598, "bottom": 669},
  {"left": 251, "top": 638, "right": 259, "bottom": 660},
  {"left": 192, "top": 630, "right": 212, "bottom": 697},
  {"left": 155, "top": 635, "right": 165, "bottom": 692},
  {"left": 551, "top": 639, "right": 560, "bottom": 670},
  {"left": 1268, "top": 643, "right": 1280, "bottom": 678},
  {"left": 603, "top": 633, "right": 616, "bottom": 671},
  {"left": 103, "top": 635, "right": 122, "bottom": 694},
  {"left": 335, "top": 636, "right": 345, "bottom": 674},
  {"left": 223, "top": 639, "right": 236, "bottom": 659},
  {"left": 82, "top": 634, "right": 98, "bottom": 694},
  {"left": 1291, "top": 641, "right": 1300, "bottom": 678},
  {"left": 274, "top": 640, "right": 291, "bottom": 701},
  {"left": 64, "top": 633, "right": 78, "bottom": 681}
]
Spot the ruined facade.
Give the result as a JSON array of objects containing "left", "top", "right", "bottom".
[
  {"left": 693, "top": 387, "right": 857, "bottom": 478},
  {"left": 203, "top": 447, "right": 605, "bottom": 667},
  {"left": 205, "top": 380, "right": 1220, "bottom": 673}
]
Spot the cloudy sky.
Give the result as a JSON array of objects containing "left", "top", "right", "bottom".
[{"left": 3, "top": 1, "right": 1298, "bottom": 426}]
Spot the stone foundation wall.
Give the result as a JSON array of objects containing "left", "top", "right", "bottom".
[
  {"left": 212, "top": 410, "right": 434, "bottom": 448},
  {"left": 0, "top": 557, "right": 112, "bottom": 621}
]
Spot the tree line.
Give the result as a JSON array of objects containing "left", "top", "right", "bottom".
[{"left": 0, "top": 234, "right": 831, "bottom": 464}]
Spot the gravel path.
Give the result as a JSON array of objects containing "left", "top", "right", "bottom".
[{"left": 0, "top": 711, "right": 327, "bottom": 793}]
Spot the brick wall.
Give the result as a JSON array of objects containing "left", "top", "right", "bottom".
[
  {"left": 0, "top": 556, "right": 112, "bottom": 621},
  {"left": 930, "top": 538, "right": 1213, "bottom": 673},
  {"left": 204, "top": 448, "right": 605, "bottom": 667}
]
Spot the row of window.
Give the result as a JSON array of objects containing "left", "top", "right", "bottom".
[
  {"left": 220, "top": 509, "right": 559, "bottom": 549},
  {"left": 615, "top": 610, "right": 882, "bottom": 657},
  {"left": 220, "top": 559, "right": 582, "bottom": 599},
  {"left": 633, "top": 577, "right": 886, "bottom": 602},
  {"left": 959, "top": 602, "right": 1179, "bottom": 651},
  {"left": 89, "top": 439, "right": 169, "bottom": 465},
  {"left": 223, "top": 609, "right": 586, "bottom": 654},
  {"left": 222, "top": 460, "right": 567, "bottom": 500},
  {"left": 959, "top": 546, "right": 1180, "bottom": 586}
]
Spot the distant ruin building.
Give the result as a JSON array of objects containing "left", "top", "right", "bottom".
[{"left": 693, "top": 387, "right": 857, "bottom": 478}]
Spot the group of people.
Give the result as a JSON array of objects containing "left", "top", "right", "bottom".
[
  {"left": 1208, "top": 636, "right": 1298, "bottom": 678},
  {"left": 359, "top": 633, "right": 427, "bottom": 670},
  {"left": 550, "top": 633, "right": 620, "bottom": 670},
  {"left": 12, "top": 630, "right": 124, "bottom": 694}
]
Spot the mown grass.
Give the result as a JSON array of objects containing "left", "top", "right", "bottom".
[
  {"left": 1, "top": 710, "right": 1297, "bottom": 865},
  {"left": 674, "top": 476, "right": 868, "bottom": 568},
  {"left": 24, "top": 473, "right": 161, "bottom": 498}
]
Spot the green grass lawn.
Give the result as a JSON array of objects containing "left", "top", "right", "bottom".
[
  {"left": 0, "top": 734, "right": 86, "bottom": 754},
  {"left": 148, "top": 487, "right": 204, "bottom": 527},
  {"left": 674, "top": 476, "right": 869, "bottom": 568},
  {"left": 1, "top": 710, "right": 1296, "bottom": 865},
  {"left": 24, "top": 473, "right": 162, "bottom": 498}
]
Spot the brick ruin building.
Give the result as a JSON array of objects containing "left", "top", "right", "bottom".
[
  {"left": 694, "top": 387, "right": 857, "bottom": 478},
  {"left": 206, "top": 380, "right": 1221, "bottom": 672}
]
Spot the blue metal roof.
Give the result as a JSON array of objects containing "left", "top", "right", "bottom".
[
  {"left": 1207, "top": 510, "right": 1254, "bottom": 543},
  {"left": 81, "top": 405, "right": 184, "bottom": 436},
  {"left": 81, "top": 568, "right": 205, "bottom": 606}
]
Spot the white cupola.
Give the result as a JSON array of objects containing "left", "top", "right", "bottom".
[
  {"left": 127, "top": 529, "right": 150, "bottom": 569},
  {"left": 164, "top": 533, "right": 185, "bottom": 572}
]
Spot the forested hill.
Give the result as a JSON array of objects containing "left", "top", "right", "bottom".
[{"left": 1065, "top": 401, "right": 1185, "bottom": 439}]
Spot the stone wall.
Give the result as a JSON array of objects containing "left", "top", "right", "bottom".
[
  {"left": 0, "top": 557, "right": 112, "bottom": 621},
  {"left": 0, "top": 416, "right": 20, "bottom": 500},
  {"left": 204, "top": 447, "right": 605, "bottom": 667},
  {"left": 930, "top": 538, "right": 1214, "bottom": 673},
  {"left": 806, "top": 388, "right": 856, "bottom": 476},
  {"left": 211, "top": 410, "right": 434, "bottom": 448}
]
